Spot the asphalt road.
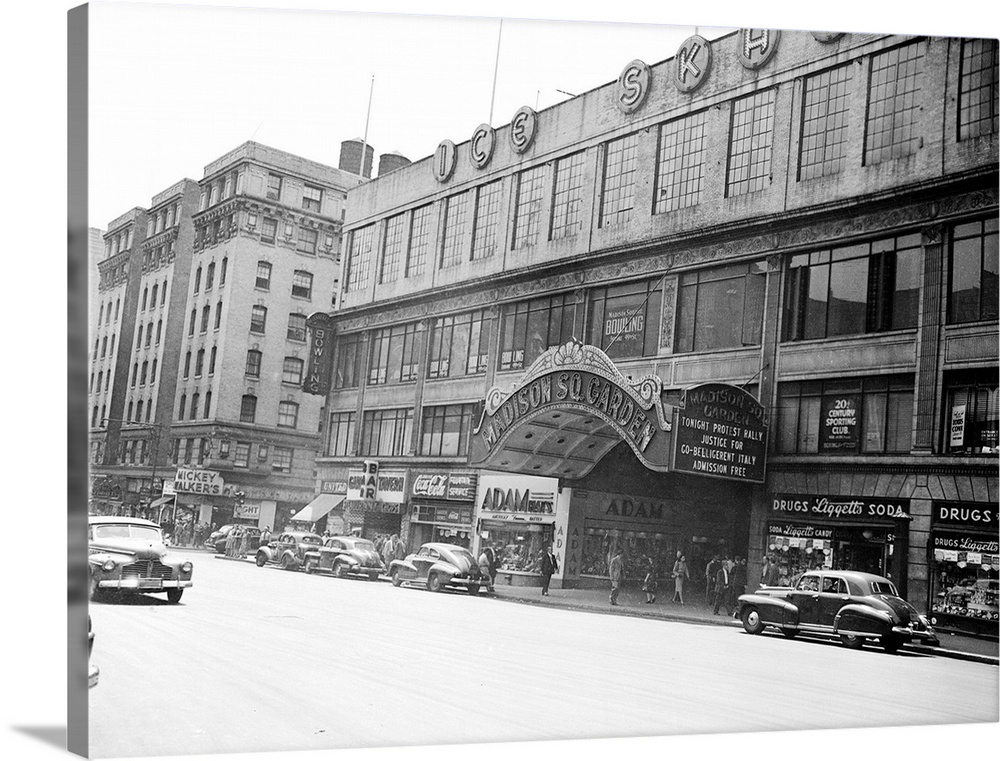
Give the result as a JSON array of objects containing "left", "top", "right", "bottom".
[{"left": 88, "top": 554, "right": 999, "bottom": 759}]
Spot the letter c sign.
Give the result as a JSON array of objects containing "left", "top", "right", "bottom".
[{"left": 470, "top": 124, "right": 495, "bottom": 169}]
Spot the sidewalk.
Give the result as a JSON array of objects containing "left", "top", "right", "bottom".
[{"left": 198, "top": 547, "right": 998, "bottom": 666}]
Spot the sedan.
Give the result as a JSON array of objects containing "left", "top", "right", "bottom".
[
  {"left": 88, "top": 516, "right": 193, "bottom": 603},
  {"left": 389, "top": 542, "right": 486, "bottom": 594},
  {"left": 254, "top": 531, "right": 322, "bottom": 571},
  {"left": 302, "top": 536, "right": 385, "bottom": 580},
  {"left": 737, "top": 569, "right": 939, "bottom": 653}
]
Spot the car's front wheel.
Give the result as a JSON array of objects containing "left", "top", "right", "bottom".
[
  {"left": 427, "top": 574, "right": 443, "bottom": 593},
  {"left": 391, "top": 569, "right": 403, "bottom": 587},
  {"left": 741, "top": 606, "right": 765, "bottom": 635},
  {"left": 881, "top": 634, "right": 904, "bottom": 654},
  {"left": 166, "top": 589, "right": 184, "bottom": 604},
  {"left": 839, "top": 632, "right": 865, "bottom": 649},
  {"left": 304, "top": 558, "right": 316, "bottom": 574},
  {"left": 332, "top": 562, "right": 346, "bottom": 578},
  {"left": 281, "top": 555, "right": 294, "bottom": 571},
  {"left": 255, "top": 553, "right": 267, "bottom": 568}
]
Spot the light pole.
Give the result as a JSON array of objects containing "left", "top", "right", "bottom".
[{"left": 101, "top": 418, "right": 164, "bottom": 517}]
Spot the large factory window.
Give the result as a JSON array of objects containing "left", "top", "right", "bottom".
[
  {"left": 499, "top": 293, "right": 577, "bottom": 371},
  {"left": 675, "top": 261, "right": 765, "bottom": 352},
  {"left": 948, "top": 217, "right": 998, "bottom": 324},
  {"left": 589, "top": 279, "right": 662, "bottom": 360},
  {"left": 864, "top": 41, "right": 925, "bottom": 165}
]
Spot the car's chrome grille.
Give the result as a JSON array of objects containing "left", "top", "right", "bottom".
[{"left": 121, "top": 560, "right": 173, "bottom": 580}]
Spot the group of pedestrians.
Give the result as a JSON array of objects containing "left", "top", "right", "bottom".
[
  {"left": 375, "top": 534, "right": 406, "bottom": 571},
  {"left": 706, "top": 555, "right": 748, "bottom": 616},
  {"left": 605, "top": 550, "right": 748, "bottom": 612},
  {"left": 224, "top": 525, "right": 255, "bottom": 558}
]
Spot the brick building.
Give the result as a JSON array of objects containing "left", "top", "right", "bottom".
[
  {"left": 315, "top": 30, "right": 995, "bottom": 637},
  {"left": 89, "top": 142, "right": 362, "bottom": 536}
]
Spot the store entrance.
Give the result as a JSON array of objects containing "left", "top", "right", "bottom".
[{"left": 833, "top": 527, "right": 890, "bottom": 576}]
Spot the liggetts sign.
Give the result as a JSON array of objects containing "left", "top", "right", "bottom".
[{"left": 174, "top": 468, "right": 225, "bottom": 496}]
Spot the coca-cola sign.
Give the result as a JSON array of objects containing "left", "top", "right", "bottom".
[{"left": 411, "top": 473, "right": 477, "bottom": 502}]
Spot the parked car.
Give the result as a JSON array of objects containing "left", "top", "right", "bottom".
[
  {"left": 302, "top": 536, "right": 385, "bottom": 580},
  {"left": 254, "top": 531, "right": 322, "bottom": 570},
  {"left": 88, "top": 516, "right": 193, "bottom": 603},
  {"left": 389, "top": 542, "right": 486, "bottom": 594},
  {"left": 737, "top": 569, "right": 939, "bottom": 653},
  {"left": 88, "top": 615, "right": 99, "bottom": 688},
  {"left": 205, "top": 524, "right": 263, "bottom": 555}
]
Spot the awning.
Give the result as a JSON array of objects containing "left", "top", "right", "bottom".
[
  {"left": 291, "top": 494, "right": 345, "bottom": 524},
  {"left": 150, "top": 496, "right": 175, "bottom": 508}
]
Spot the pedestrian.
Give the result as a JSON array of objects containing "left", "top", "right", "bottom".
[
  {"left": 642, "top": 557, "right": 658, "bottom": 604},
  {"left": 478, "top": 545, "right": 495, "bottom": 593},
  {"left": 237, "top": 526, "right": 249, "bottom": 559},
  {"left": 705, "top": 555, "right": 720, "bottom": 605},
  {"left": 762, "top": 554, "right": 780, "bottom": 586},
  {"left": 713, "top": 556, "right": 732, "bottom": 616},
  {"left": 672, "top": 551, "right": 689, "bottom": 605},
  {"left": 539, "top": 543, "right": 558, "bottom": 596},
  {"left": 608, "top": 548, "right": 624, "bottom": 606},
  {"left": 731, "top": 556, "right": 747, "bottom": 614},
  {"left": 382, "top": 534, "right": 396, "bottom": 571},
  {"left": 223, "top": 526, "right": 234, "bottom": 557},
  {"left": 392, "top": 534, "right": 406, "bottom": 563},
  {"left": 260, "top": 526, "right": 272, "bottom": 547}
]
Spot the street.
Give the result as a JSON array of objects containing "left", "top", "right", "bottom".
[{"left": 89, "top": 554, "right": 999, "bottom": 759}]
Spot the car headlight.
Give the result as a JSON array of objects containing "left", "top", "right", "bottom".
[
  {"left": 101, "top": 559, "right": 116, "bottom": 572},
  {"left": 181, "top": 561, "right": 193, "bottom": 573}
]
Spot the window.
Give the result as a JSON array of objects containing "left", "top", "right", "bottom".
[
  {"left": 359, "top": 408, "right": 413, "bottom": 456},
  {"left": 600, "top": 133, "right": 639, "bottom": 227},
  {"left": 145, "top": 323, "right": 153, "bottom": 348},
  {"left": 406, "top": 205, "right": 433, "bottom": 278},
  {"left": 261, "top": 217, "right": 277, "bottom": 244},
  {"left": 266, "top": 173, "right": 282, "bottom": 201},
  {"left": 727, "top": 88, "right": 776, "bottom": 196},
  {"left": 240, "top": 394, "right": 257, "bottom": 423},
  {"left": 245, "top": 349, "right": 262, "bottom": 378},
  {"left": 943, "top": 370, "right": 998, "bottom": 454},
  {"left": 327, "top": 411, "right": 355, "bottom": 456},
  {"left": 200, "top": 305, "right": 211, "bottom": 333},
  {"left": 155, "top": 320, "right": 162, "bottom": 344},
  {"left": 676, "top": 261, "right": 767, "bottom": 353},
  {"left": 277, "top": 400, "right": 299, "bottom": 429},
  {"left": 287, "top": 313, "right": 307, "bottom": 342},
  {"left": 798, "top": 64, "right": 853, "bottom": 181},
  {"left": 193, "top": 267, "right": 202, "bottom": 294},
  {"left": 234, "top": 442, "right": 251, "bottom": 468},
  {"left": 346, "top": 224, "right": 375, "bottom": 292},
  {"left": 140, "top": 361, "right": 148, "bottom": 385},
  {"left": 472, "top": 180, "right": 503, "bottom": 260},
  {"left": 204, "top": 391, "right": 212, "bottom": 418},
  {"left": 783, "top": 233, "right": 922, "bottom": 341},
  {"left": 380, "top": 213, "right": 407, "bottom": 283},
  {"left": 272, "top": 446, "right": 293, "bottom": 473},
  {"left": 776, "top": 376, "right": 914, "bottom": 454},
  {"left": 214, "top": 301, "right": 222, "bottom": 330},
  {"left": 150, "top": 359, "right": 157, "bottom": 384},
  {"left": 195, "top": 349, "right": 205, "bottom": 377},
  {"left": 334, "top": 333, "right": 363, "bottom": 389},
  {"left": 551, "top": 152, "right": 586, "bottom": 240},
  {"left": 655, "top": 111, "right": 708, "bottom": 213},
  {"left": 150, "top": 283, "right": 159, "bottom": 307},
  {"left": 256, "top": 261, "right": 272, "bottom": 290},
  {"left": 959, "top": 39, "right": 998, "bottom": 140},
  {"left": 291, "top": 270, "right": 313, "bottom": 299},
  {"left": 183, "top": 352, "right": 191, "bottom": 379},
  {"left": 440, "top": 192, "right": 470, "bottom": 267},
  {"left": 188, "top": 309, "right": 196, "bottom": 336},
  {"left": 948, "top": 217, "right": 998, "bottom": 324},
  {"left": 302, "top": 183, "right": 323, "bottom": 211},
  {"left": 219, "top": 258, "right": 227, "bottom": 286},
  {"left": 250, "top": 305, "right": 267, "bottom": 334},
  {"left": 864, "top": 41, "right": 924, "bottom": 165},
  {"left": 297, "top": 227, "right": 318, "bottom": 255},
  {"left": 500, "top": 293, "right": 577, "bottom": 371},
  {"left": 282, "top": 357, "right": 304, "bottom": 385},
  {"left": 369, "top": 323, "right": 420, "bottom": 384},
  {"left": 589, "top": 279, "right": 662, "bottom": 360},
  {"left": 190, "top": 392, "right": 200, "bottom": 421},
  {"left": 420, "top": 404, "right": 477, "bottom": 457},
  {"left": 208, "top": 346, "right": 217, "bottom": 375},
  {"left": 513, "top": 166, "right": 546, "bottom": 248},
  {"left": 427, "top": 310, "right": 490, "bottom": 378}
]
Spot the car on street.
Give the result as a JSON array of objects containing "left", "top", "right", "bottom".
[
  {"left": 205, "top": 524, "right": 263, "bottom": 555},
  {"left": 88, "top": 615, "right": 99, "bottom": 688},
  {"left": 88, "top": 516, "right": 194, "bottom": 603},
  {"left": 254, "top": 531, "right": 322, "bottom": 570},
  {"left": 302, "top": 535, "right": 385, "bottom": 580},
  {"left": 389, "top": 542, "right": 487, "bottom": 594},
  {"left": 737, "top": 569, "right": 939, "bottom": 653}
]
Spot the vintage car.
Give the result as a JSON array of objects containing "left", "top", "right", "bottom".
[
  {"left": 302, "top": 536, "right": 385, "bottom": 580},
  {"left": 389, "top": 542, "right": 486, "bottom": 594},
  {"left": 254, "top": 531, "right": 323, "bottom": 570},
  {"left": 88, "top": 516, "right": 193, "bottom": 603},
  {"left": 737, "top": 569, "right": 939, "bottom": 653},
  {"left": 88, "top": 615, "right": 99, "bottom": 689},
  {"left": 205, "top": 524, "right": 263, "bottom": 555}
]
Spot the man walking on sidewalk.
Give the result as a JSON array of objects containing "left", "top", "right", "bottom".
[
  {"left": 609, "top": 548, "right": 624, "bottom": 606},
  {"left": 539, "top": 544, "right": 558, "bottom": 596},
  {"left": 713, "top": 557, "right": 732, "bottom": 616}
]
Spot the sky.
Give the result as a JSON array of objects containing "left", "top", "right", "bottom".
[{"left": 2, "top": 3, "right": 998, "bottom": 761}]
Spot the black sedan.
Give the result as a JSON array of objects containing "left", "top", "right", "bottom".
[{"left": 389, "top": 543, "right": 487, "bottom": 594}]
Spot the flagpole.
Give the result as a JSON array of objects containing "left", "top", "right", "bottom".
[
  {"left": 488, "top": 19, "right": 503, "bottom": 124},
  {"left": 359, "top": 75, "right": 374, "bottom": 179}
]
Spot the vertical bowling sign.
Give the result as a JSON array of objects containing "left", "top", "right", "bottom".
[
  {"left": 361, "top": 460, "right": 379, "bottom": 500},
  {"left": 303, "top": 312, "right": 334, "bottom": 396}
]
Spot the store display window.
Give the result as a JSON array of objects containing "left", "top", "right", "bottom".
[
  {"left": 930, "top": 538, "right": 999, "bottom": 623},
  {"left": 580, "top": 526, "right": 680, "bottom": 579},
  {"left": 431, "top": 525, "right": 471, "bottom": 548},
  {"left": 766, "top": 531, "right": 833, "bottom": 584},
  {"left": 481, "top": 523, "right": 553, "bottom": 573}
]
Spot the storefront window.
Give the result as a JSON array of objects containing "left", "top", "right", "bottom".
[
  {"left": 481, "top": 523, "right": 553, "bottom": 573},
  {"left": 580, "top": 526, "right": 676, "bottom": 579},
  {"left": 943, "top": 369, "right": 999, "bottom": 454}
]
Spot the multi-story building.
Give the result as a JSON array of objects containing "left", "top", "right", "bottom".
[
  {"left": 315, "top": 30, "right": 998, "bottom": 638},
  {"left": 89, "top": 141, "right": 362, "bottom": 535}
]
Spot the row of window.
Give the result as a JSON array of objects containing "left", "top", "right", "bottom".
[
  {"left": 96, "top": 298, "right": 121, "bottom": 328},
  {"left": 192, "top": 259, "right": 228, "bottom": 295},
  {"left": 140, "top": 277, "right": 171, "bottom": 313},
  {"left": 234, "top": 394, "right": 301, "bottom": 429},
  {"left": 144, "top": 203, "right": 183, "bottom": 239},
  {"left": 249, "top": 307, "right": 308, "bottom": 341},
  {"left": 325, "top": 369, "right": 998, "bottom": 459},
  {"left": 170, "top": 436, "right": 294, "bottom": 472},
  {"left": 343, "top": 40, "right": 997, "bottom": 291},
  {"left": 241, "top": 352, "right": 305, "bottom": 386},
  {"left": 253, "top": 261, "right": 314, "bottom": 299},
  {"left": 198, "top": 170, "right": 327, "bottom": 215},
  {"left": 333, "top": 217, "right": 997, "bottom": 386}
]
